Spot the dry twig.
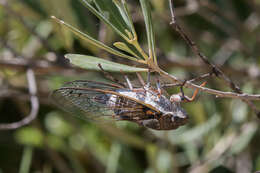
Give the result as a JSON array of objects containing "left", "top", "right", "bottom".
[
  {"left": 165, "top": 0, "right": 260, "bottom": 117},
  {"left": 0, "top": 68, "right": 39, "bottom": 130},
  {"left": 0, "top": 38, "right": 39, "bottom": 130}
]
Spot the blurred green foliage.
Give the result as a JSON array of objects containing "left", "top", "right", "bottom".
[{"left": 0, "top": 0, "right": 260, "bottom": 173}]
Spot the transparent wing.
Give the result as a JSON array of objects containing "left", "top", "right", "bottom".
[
  {"left": 61, "top": 80, "right": 123, "bottom": 90},
  {"left": 51, "top": 81, "right": 147, "bottom": 122}
]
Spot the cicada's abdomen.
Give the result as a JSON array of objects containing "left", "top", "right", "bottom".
[{"left": 137, "top": 113, "right": 189, "bottom": 130}]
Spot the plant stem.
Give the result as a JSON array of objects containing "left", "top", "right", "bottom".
[{"left": 19, "top": 146, "right": 33, "bottom": 173}]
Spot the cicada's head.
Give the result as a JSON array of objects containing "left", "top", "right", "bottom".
[{"left": 169, "top": 93, "right": 183, "bottom": 103}]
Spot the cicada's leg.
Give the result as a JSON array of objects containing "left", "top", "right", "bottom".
[
  {"left": 98, "top": 63, "right": 126, "bottom": 87},
  {"left": 146, "top": 70, "right": 151, "bottom": 88},
  {"left": 180, "top": 80, "right": 187, "bottom": 99},
  {"left": 136, "top": 72, "right": 145, "bottom": 86},
  {"left": 119, "top": 70, "right": 134, "bottom": 90},
  {"left": 123, "top": 74, "right": 133, "bottom": 90},
  {"left": 181, "top": 81, "right": 207, "bottom": 102},
  {"left": 156, "top": 79, "right": 162, "bottom": 96}
]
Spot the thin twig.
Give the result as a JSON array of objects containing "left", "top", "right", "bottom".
[
  {"left": 98, "top": 63, "right": 126, "bottom": 87},
  {"left": 0, "top": 68, "right": 39, "bottom": 130},
  {"left": 168, "top": 0, "right": 260, "bottom": 117},
  {"left": 158, "top": 52, "right": 260, "bottom": 80},
  {"left": 0, "top": 57, "right": 78, "bottom": 74},
  {"left": 158, "top": 69, "right": 260, "bottom": 100},
  {"left": 162, "top": 72, "right": 212, "bottom": 88},
  {"left": 0, "top": 37, "right": 39, "bottom": 130},
  {"left": 188, "top": 73, "right": 213, "bottom": 83},
  {"left": 169, "top": 0, "right": 228, "bottom": 80}
]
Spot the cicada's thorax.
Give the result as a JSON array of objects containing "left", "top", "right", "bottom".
[{"left": 106, "top": 87, "right": 189, "bottom": 130}]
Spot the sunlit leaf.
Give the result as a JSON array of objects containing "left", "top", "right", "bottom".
[
  {"left": 113, "top": 42, "right": 138, "bottom": 57},
  {"left": 157, "top": 149, "right": 172, "bottom": 172},
  {"left": 230, "top": 122, "right": 257, "bottom": 154},
  {"left": 45, "top": 111, "right": 74, "bottom": 137},
  {"left": 15, "top": 127, "right": 44, "bottom": 147},
  {"left": 106, "top": 142, "right": 121, "bottom": 173},
  {"left": 22, "top": 21, "right": 52, "bottom": 57},
  {"left": 46, "top": 135, "right": 66, "bottom": 151}
]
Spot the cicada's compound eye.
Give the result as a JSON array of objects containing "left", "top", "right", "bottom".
[{"left": 170, "top": 94, "right": 182, "bottom": 103}]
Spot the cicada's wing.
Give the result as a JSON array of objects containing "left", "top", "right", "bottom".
[
  {"left": 61, "top": 80, "right": 123, "bottom": 90},
  {"left": 51, "top": 81, "right": 147, "bottom": 122}
]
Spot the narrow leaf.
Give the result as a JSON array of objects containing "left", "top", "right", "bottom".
[
  {"left": 112, "top": 0, "right": 135, "bottom": 35},
  {"left": 80, "top": 0, "right": 128, "bottom": 40},
  {"left": 140, "top": 0, "right": 157, "bottom": 64},
  {"left": 113, "top": 42, "right": 139, "bottom": 57},
  {"left": 65, "top": 54, "right": 148, "bottom": 72},
  {"left": 19, "top": 146, "right": 33, "bottom": 173},
  {"left": 230, "top": 122, "right": 257, "bottom": 154},
  {"left": 94, "top": 0, "right": 129, "bottom": 35},
  {"left": 51, "top": 16, "right": 141, "bottom": 62},
  {"left": 121, "top": 0, "right": 138, "bottom": 38}
]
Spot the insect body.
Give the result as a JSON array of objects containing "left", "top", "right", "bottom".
[
  {"left": 51, "top": 73, "right": 205, "bottom": 130},
  {"left": 113, "top": 86, "right": 189, "bottom": 130}
]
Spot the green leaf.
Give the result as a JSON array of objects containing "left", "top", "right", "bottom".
[
  {"left": 19, "top": 146, "right": 33, "bottom": 173},
  {"left": 106, "top": 142, "right": 121, "bottom": 173},
  {"left": 46, "top": 135, "right": 66, "bottom": 151},
  {"left": 15, "top": 127, "right": 44, "bottom": 147},
  {"left": 22, "top": 21, "right": 53, "bottom": 57},
  {"left": 113, "top": 42, "right": 138, "bottom": 57},
  {"left": 113, "top": 0, "right": 136, "bottom": 36},
  {"left": 51, "top": 16, "right": 141, "bottom": 62},
  {"left": 230, "top": 122, "right": 257, "bottom": 154},
  {"left": 80, "top": 0, "right": 128, "bottom": 40},
  {"left": 112, "top": 0, "right": 132, "bottom": 29},
  {"left": 94, "top": 0, "right": 129, "bottom": 34},
  {"left": 140, "top": 0, "right": 157, "bottom": 63},
  {"left": 45, "top": 112, "right": 74, "bottom": 137},
  {"left": 65, "top": 54, "right": 148, "bottom": 72}
]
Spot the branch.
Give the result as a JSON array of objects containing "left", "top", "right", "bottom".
[
  {"left": 167, "top": 0, "right": 260, "bottom": 117},
  {"left": 162, "top": 73, "right": 213, "bottom": 88},
  {"left": 0, "top": 69, "right": 39, "bottom": 130},
  {"left": 158, "top": 50, "right": 260, "bottom": 80},
  {"left": 0, "top": 57, "right": 80, "bottom": 74},
  {"left": 159, "top": 69, "right": 260, "bottom": 100},
  {"left": 0, "top": 36, "right": 40, "bottom": 130}
]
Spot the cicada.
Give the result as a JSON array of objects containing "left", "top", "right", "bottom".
[{"left": 51, "top": 71, "right": 206, "bottom": 130}]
